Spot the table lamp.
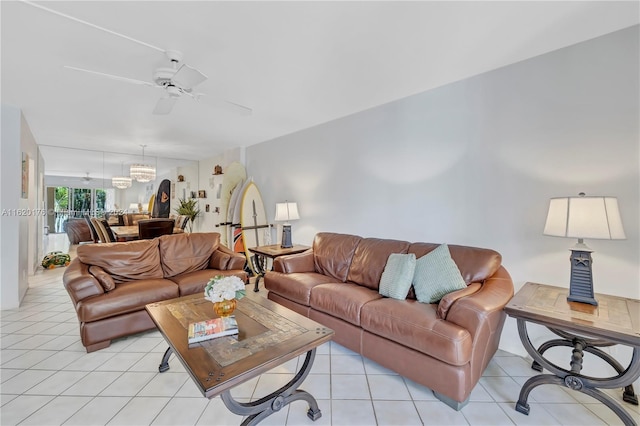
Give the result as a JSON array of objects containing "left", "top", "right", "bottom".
[
  {"left": 275, "top": 202, "right": 299, "bottom": 248},
  {"left": 543, "top": 193, "right": 625, "bottom": 305},
  {"left": 129, "top": 202, "right": 141, "bottom": 213}
]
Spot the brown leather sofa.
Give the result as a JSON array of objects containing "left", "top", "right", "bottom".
[
  {"left": 264, "top": 232, "right": 514, "bottom": 410},
  {"left": 63, "top": 232, "right": 247, "bottom": 352}
]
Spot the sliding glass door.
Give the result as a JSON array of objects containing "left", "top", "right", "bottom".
[{"left": 47, "top": 186, "right": 115, "bottom": 233}]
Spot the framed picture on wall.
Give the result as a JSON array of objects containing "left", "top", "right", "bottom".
[{"left": 198, "top": 190, "right": 206, "bottom": 198}]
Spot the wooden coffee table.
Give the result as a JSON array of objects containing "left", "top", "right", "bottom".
[
  {"left": 146, "top": 292, "right": 333, "bottom": 425},
  {"left": 505, "top": 282, "right": 640, "bottom": 425}
]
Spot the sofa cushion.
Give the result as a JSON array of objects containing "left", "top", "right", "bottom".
[
  {"left": 264, "top": 271, "right": 335, "bottom": 306},
  {"left": 89, "top": 265, "right": 115, "bottom": 292},
  {"left": 76, "top": 278, "right": 178, "bottom": 322},
  {"left": 347, "top": 238, "right": 410, "bottom": 290},
  {"left": 312, "top": 232, "right": 362, "bottom": 282},
  {"left": 169, "top": 269, "right": 246, "bottom": 296},
  {"left": 209, "top": 250, "right": 230, "bottom": 270},
  {"left": 309, "top": 283, "right": 382, "bottom": 326},
  {"left": 158, "top": 233, "right": 220, "bottom": 278},
  {"left": 409, "top": 242, "right": 502, "bottom": 285},
  {"left": 77, "top": 239, "right": 164, "bottom": 283},
  {"left": 360, "top": 298, "right": 473, "bottom": 366},
  {"left": 413, "top": 244, "right": 467, "bottom": 303},
  {"left": 379, "top": 253, "right": 416, "bottom": 300}
]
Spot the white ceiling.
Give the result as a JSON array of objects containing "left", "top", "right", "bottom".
[{"left": 2, "top": 1, "right": 638, "bottom": 179}]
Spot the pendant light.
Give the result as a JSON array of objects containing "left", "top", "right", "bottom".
[
  {"left": 112, "top": 162, "right": 132, "bottom": 189},
  {"left": 130, "top": 145, "right": 156, "bottom": 183}
]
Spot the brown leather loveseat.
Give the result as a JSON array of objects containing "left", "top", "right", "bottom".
[
  {"left": 264, "top": 232, "right": 514, "bottom": 410},
  {"left": 63, "top": 232, "right": 247, "bottom": 352}
]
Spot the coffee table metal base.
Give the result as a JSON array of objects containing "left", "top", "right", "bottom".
[{"left": 159, "top": 347, "right": 322, "bottom": 425}]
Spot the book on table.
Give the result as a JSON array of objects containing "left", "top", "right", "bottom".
[{"left": 188, "top": 316, "right": 239, "bottom": 344}]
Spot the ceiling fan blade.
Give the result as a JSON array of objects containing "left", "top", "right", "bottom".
[
  {"left": 223, "top": 100, "right": 253, "bottom": 116},
  {"left": 65, "top": 66, "right": 155, "bottom": 87},
  {"left": 172, "top": 64, "right": 208, "bottom": 89},
  {"left": 153, "top": 97, "right": 178, "bottom": 115},
  {"left": 195, "top": 93, "right": 252, "bottom": 116}
]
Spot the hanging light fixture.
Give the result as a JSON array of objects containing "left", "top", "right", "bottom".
[
  {"left": 111, "top": 162, "right": 132, "bottom": 189},
  {"left": 130, "top": 145, "right": 156, "bottom": 183}
]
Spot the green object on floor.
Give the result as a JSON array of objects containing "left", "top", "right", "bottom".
[{"left": 42, "top": 251, "right": 70, "bottom": 269}]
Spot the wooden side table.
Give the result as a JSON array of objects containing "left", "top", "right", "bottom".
[
  {"left": 505, "top": 282, "right": 640, "bottom": 425},
  {"left": 248, "top": 244, "right": 310, "bottom": 292}
]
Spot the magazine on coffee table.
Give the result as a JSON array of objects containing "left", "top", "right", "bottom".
[{"left": 188, "top": 315, "right": 238, "bottom": 344}]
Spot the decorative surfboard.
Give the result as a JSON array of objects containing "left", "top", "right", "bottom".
[
  {"left": 154, "top": 179, "right": 171, "bottom": 218},
  {"left": 230, "top": 179, "right": 252, "bottom": 253},
  {"left": 239, "top": 180, "right": 270, "bottom": 275},
  {"left": 215, "top": 162, "right": 246, "bottom": 246},
  {"left": 226, "top": 180, "right": 245, "bottom": 249},
  {"left": 147, "top": 194, "right": 155, "bottom": 216}
]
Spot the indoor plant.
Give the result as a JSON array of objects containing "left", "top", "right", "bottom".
[{"left": 174, "top": 197, "right": 201, "bottom": 233}]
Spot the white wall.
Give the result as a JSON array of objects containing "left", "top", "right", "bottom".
[
  {"left": 1, "top": 105, "right": 44, "bottom": 309},
  {"left": 246, "top": 26, "right": 639, "bottom": 377},
  {"left": 196, "top": 147, "right": 244, "bottom": 233}
]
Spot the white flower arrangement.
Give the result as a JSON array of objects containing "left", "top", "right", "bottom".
[{"left": 204, "top": 275, "right": 246, "bottom": 303}]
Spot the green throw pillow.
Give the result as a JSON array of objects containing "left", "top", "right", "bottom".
[
  {"left": 413, "top": 244, "right": 466, "bottom": 303},
  {"left": 379, "top": 253, "right": 416, "bottom": 300}
]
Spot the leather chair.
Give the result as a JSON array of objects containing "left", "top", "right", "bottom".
[{"left": 138, "top": 218, "right": 175, "bottom": 240}]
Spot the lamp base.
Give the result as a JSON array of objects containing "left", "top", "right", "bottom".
[
  {"left": 568, "top": 248, "right": 597, "bottom": 306},
  {"left": 281, "top": 225, "right": 293, "bottom": 248}
]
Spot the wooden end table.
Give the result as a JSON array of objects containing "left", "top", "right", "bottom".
[
  {"left": 248, "top": 244, "right": 310, "bottom": 292},
  {"left": 505, "top": 282, "right": 640, "bottom": 425},
  {"left": 146, "top": 292, "right": 333, "bottom": 425}
]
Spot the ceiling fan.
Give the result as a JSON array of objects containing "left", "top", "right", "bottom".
[
  {"left": 21, "top": 1, "right": 251, "bottom": 115},
  {"left": 65, "top": 50, "right": 217, "bottom": 115},
  {"left": 64, "top": 173, "right": 93, "bottom": 185}
]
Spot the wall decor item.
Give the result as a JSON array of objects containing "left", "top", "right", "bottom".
[
  {"left": 213, "top": 165, "right": 223, "bottom": 175},
  {"left": 171, "top": 182, "right": 175, "bottom": 199},
  {"left": 178, "top": 174, "right": 185, "bottom": 182},
  {"left": 205, "top": 204, "right": 210, "bottom": 212},
  {"left": 198, "top": 190, "right": 206, "bottom": 198},
  {"left": 190, "top": 191, "right": 197, "bottom": 199},
  {"left": 153, "top": 179, "right": 172, "bottom": 218},
  {"left": 21, "top": 152, "right": 29, "bottom": 198}
]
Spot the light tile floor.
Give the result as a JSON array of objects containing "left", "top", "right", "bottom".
[{"left": 1, "top": 235, "right": 639, "bottom": 425}]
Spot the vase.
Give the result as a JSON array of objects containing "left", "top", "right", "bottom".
[{"left": 213, "top": 299, "right": 237, "bottom": 317}]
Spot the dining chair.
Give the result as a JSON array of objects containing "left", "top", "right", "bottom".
[
  {"left": 84, "top": 214, "right": 99, "bottom": 243},
  {"left": 138, "top": 218, "right": 175, "bottom": 240},
  {"left": 99, "top": 219, "right": 117, "bottom": 242},
  {"left": 90, "top": 218, "right": 108, "bottom": 243}
]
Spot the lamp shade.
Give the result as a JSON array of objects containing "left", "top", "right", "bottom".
[
  {"left": 129, "top": 203, "right": 140, "bottom": 211},
  {"left": 274, "top": 202, "right": 300, "bottom": 222},
  {"left": 543, "top": 195, "right": 626, "bottom": 240}
]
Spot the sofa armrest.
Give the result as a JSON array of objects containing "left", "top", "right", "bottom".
[
  {"left": 444, "top": 266, "right": 514, "bottom": 340},
  {"left": 214, "top": 244, "right": 246, "bottom": 270},
  {"left": 273, "top": 250, "right": 315, "bottom": 273},
  {"left": 62, "top": 259, "right": 104, "bottom": 305}
]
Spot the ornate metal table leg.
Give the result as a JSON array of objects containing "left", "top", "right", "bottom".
[
  {"left": 514, "top": 319, "right": 640, "bottom": 425},
  {"left": 531, "top": 329, "right": 638, "bottom": 405},
  {"left": 251, "top": 254, "right": 266, "bottom": 292},
  {"left": 219, "top": 349, "right": 321, "bottom": 425},
  {"left": 158, "top": 347, "right": 173, "bottom": 372}
]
